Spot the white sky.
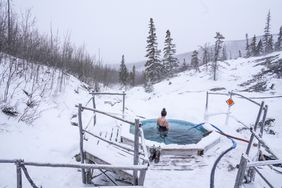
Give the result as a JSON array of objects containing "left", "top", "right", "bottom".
[{"left": 13, "top": 0, "right": 282, "bottom": 64}]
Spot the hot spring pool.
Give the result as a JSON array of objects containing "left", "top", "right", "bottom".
[{"left": 130, "top": 119, "right": 209, "bottom": 145}]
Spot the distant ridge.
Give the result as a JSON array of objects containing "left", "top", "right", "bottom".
[{"left": 109, "top": 34, "right": 278, "bottom": 71}]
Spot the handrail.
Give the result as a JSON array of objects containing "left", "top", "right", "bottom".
[
  {"left": 231, "top": 92, "right": 261, "bottom": 107},
  {"left": 82, "top": 128, "right": 144, "bottom": 156},
  {"left": 247, "top": 160, "right": 282, "bottom": 167},
  {"left": 0, "top": 159, "right": 18, "bottom": 163},
  {"left": 0, "top": 159, "right": 148, "bottom": 171},
  {"left": 89, "top": 92, "right": 126, "bottom": 96},
  {"left": 75, "top": 105, "right": 134, "bottom": 125},
  {"left": 207, "top": 91, "right": 263, "bottom": 107},
  {"left": 0, "top": 158, "right": 148, "bottom": 188}
]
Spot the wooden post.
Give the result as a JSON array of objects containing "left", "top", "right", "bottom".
[
  {"left": 92, "top": 96, "right": 96, "bottom": 126},
  {"left": 138, "top": 169, "right": 147, "bottom": 185},
  {"left": 16, "top": 161, "right": 22, "bottom": 188},
  {"left": 260, "top": 105, "right": 268, "bottom": 138},
  {"left": 122, "top": 91, "right": 125, "bottom": 119},
  {"left": 234, "top": 154, "right": 248, "bottom": 188},
  {"left": 78, "top": 104, "right": 86, "bottom": 184},
  {"left": 246, "top": 101, "right": 264, "bottom": 155},
  {"left": 254, "top": 101, "right": 264, "bottom": 131},
  {"left": 133, "top": 119, "right": 140, "bottom": 185}
]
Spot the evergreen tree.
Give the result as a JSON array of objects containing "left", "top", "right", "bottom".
[
  {"left": 238, "top": 50, "right": 242, "bottom": 58},
  {"left": 268, "top": 34, "right": 274, "bottom": 53},
  {"left": 275, "top": 26, "right": 282, "bottom": 51},
  {"left": 245, "top": 33, "right": 251, "bottom": 57},
  {"left": 129, "top": 65, "right": 136, "bottom": 86},
  {"left": 250, "top": 35, "right": 257, "bottom": 56},
  {"left": 181, "top": 58, "right": 188, "bottom": 71},
  {"left": 191, "top": 50, "right": 200, "bottom": 71},
  {"left": 221, "top": 45, "right": 227, "bottom": 61},
  {"left": 144, "top": 18, "right": 162, "bottom": 83},
  {"left": 213, "top": 32, "right": 224, "bottom": 81},
  {"left": 119, "top": 55, "right": 128, "bottom": 86},
  {"left": 200, "top": 44, "right": 209, "bottom": 71},
  {"left": 162, "top": 30, "right": 177, "bottom": 77},
  {"left": 256, "top": 39, "right": 263, "bottom": 56},
  {"left": 264, "top": 10, "right": 271, "bottom": 53}
]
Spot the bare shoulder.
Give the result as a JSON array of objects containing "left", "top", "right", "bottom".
[{"left": 157, "top": 117, "right": 161, "bottom": 123}]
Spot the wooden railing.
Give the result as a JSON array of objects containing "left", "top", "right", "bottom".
[
  {"left": 89, "top": 91, "right": 126, "bottom": 125},
  {"left": 76, "top": 103, "right": 149, "bottom": 185},
  {"left": 0, "top": 159, "right": 148, "bottom": 188},
  {"left": 204, "top": 91, "right": 281, "bottom": 187}
]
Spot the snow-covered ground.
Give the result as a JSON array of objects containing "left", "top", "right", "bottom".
[{"left": 0, "top": 52, "right": 282, "bottom": 187}]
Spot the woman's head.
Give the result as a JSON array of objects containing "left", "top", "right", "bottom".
[{"left": 161, "top": 108, "right": 167, "bottom": 117}]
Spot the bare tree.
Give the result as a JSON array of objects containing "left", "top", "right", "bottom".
[{"left": 3, "top": 57, "right": 16, "bottom": 102}]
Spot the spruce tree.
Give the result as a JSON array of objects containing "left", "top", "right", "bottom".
[
  {"left": 256, "top": 39, "right": 263, "bottom": 56},
  {"left": 119, "top": 55, "right": 128, "bottom": 86},
  {"left": 213, "top": 32, "right": 224, "bottom": 81},
  {"left": 181, "top": 58, "right": 188, "bottom": 71},
  {"left": 238, "top": 50, "right": 242, "bottom": 58},
  {"left": 129, "top": 65, "right": 136, "bottom": 86},
  {"left": 162, "top": 30, "right": 177, "bottom": 77},
  {"left": 245, "top": 33, "right": 251, "bottom": 57},
  {"left": 264, "top": 10, "right": 271, "bottom": 53},
  {"left": 144, "top": 18, "right": 162, "bottom": 83},
  {"left": 200, "top": 44, "right": 209, "bottom": 71},
  {"left": 275, "top": 26, "right": 282, "bottom": 51},
  {"left": 268, "top": 34, "right": 274, "bottom": 53},
  {"left": 221, "top": 45, "right": 227, "bottom": 61},
  {"left": 250, "top": 35, "right": 257, "bottom": 56},
  {"left": 191, "top": 50, "right": 200, "bottom": 71}
]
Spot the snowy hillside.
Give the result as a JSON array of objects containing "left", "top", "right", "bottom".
[
  {"left": 1, "top": 51, "right": 282, "bottom": 187},
  {"left": 176, "top": 35, "right": 279, "bottom": 65},
  {"left": 122, "top": 35, "right": 279, "bottom": 71}
]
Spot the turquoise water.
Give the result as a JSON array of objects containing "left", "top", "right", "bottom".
[{"left": 130, "top": 119, "right": 208, "bottom": 145}]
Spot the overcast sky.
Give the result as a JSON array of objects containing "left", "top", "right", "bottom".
[{"left": 13, "top": 0, "right": 282, "bottom": 64}]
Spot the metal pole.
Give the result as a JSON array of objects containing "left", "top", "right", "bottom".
[
  {"left": 92, "top": 96, "right": 96, "bottom": 126},
  {"left": 78, "top": 104, "right": 86, "bottom": 184},
  {"left": 246, "top": 101, "right": 264, "bottom": 155},
  {"left": 224, "top": 91, "right": 233, "bottom": 126},
  {"left": 122, "top": 91, "right": 125, "bottom": 119},
  {"left": 133, "top": 119, "right": 140, "bottom": 185},
  {"left": 16, "top": 161, "right": 22, "bottom": 188}
]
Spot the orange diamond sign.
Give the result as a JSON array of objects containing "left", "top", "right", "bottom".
[{"left": 226, "top": 98, "right": 234, "bottom": 106}]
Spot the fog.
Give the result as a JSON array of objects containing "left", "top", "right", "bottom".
[{"left": 13, "top": 0, "right": 282, "bottom": 64}]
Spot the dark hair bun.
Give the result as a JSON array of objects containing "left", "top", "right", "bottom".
[{"left": 161, "top": 108, "right": 167, "bottom": 116}]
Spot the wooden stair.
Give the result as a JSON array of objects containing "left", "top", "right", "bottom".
[{"left": 149, "top": 155, "right": 208, "bottom": 171}]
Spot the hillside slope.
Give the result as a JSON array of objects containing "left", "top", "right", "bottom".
[{"left": 0, "top": 51, "right": 282, "bottom": 187}]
